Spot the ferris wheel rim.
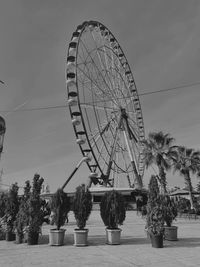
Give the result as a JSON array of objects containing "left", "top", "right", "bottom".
[{"left": 66, "top": 20, "right": 145, "bottom": 187}]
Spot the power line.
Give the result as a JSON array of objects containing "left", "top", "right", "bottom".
[
  {"left": 0, "top": 104, "right": 67, "bottom": 113},
  {"left": 139, "top": 81, "right": 200, "bottom": 96},
  {"left": 0, "top": 182, "right": 24, "bottom": 189},
  {"left": 0, "top": 80, "right": 199, "bottom": 113}
]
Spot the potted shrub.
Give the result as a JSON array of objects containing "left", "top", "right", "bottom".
[
  {"left": 4, "top": 183, "right": 19, "bottom": 241},
  {"left": 0, "top": 191, "right": 7, "bottom": 240},
  {"left": 73, "top": 184, "right": 92, "bottom": 246},
  {"left": 148, "top": 204, "right": 165, "bottom": 248},
  {"left": 146, "top": 175, "right": 165, "bottom": 248},
  {"left": 14, "top": 204, "right": 24, "bottom": 244},
  {"left": 27, "top": 174, "right": 44, "bottom": 245},
  {"left": 14, "top": 181, "right": 31, "bottom": 243},
  {"left": 0, "top": 217, "right": 6, "bottom": 240},
  {"left": 49, "top": 188, "right": 70, "bottom": 246},
  {"left": 145, "top": 175, "right": 160, "bottom": 236},
  {"left": 100, "top": 190, "right": 126, "bottom": 245},
  {"left": 163, "top": 195, "right": 178, "bottom": 241}
]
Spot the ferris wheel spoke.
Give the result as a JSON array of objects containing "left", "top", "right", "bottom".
[
  {"left": 80, "top": 102, "right": 119, "bottom": 112},
  {"left": 92, "top": 36, "right": 127, "bottom": 108},
  {"left": 77, "top": 62, "right": 118, "bottom": 106},
  {"left": 90, "top": 32, "right": 115, "bottom": 94},
  {"left": 98, "top": 46, "right": 129, "bottom": 106},
  {"left": 77, "top": 67, "right": 115, "bottom": 105},
  {"left": 79, "top": 39, "right": 118, "bottom": 105},
  {"left": 88, "top": 119, "right": 112, "bottom": 144},
  {"left": 127, "top": 119, "right": 140, "bottom": 139}
]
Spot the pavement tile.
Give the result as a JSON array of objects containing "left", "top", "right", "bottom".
[{"left": 1, "top": 211, "right": 200, "bottom": 266}]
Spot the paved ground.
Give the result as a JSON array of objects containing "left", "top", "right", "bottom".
[{"left": 1, "top": 210, "right": 200, "bottom": 267}]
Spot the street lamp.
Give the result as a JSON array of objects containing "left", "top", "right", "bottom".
[{"left": 0, "top": 115, "right": 6, "bottom": 156}]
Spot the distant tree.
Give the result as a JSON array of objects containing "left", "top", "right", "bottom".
[{"left": 171, "top": 146, "right": 200, "bottom": 209}]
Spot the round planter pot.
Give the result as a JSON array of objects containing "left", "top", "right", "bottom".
[
  {"left": 23, "top": 232, "right": 28, "bottom": 243},
  {"left": 106, "top": 228, "right": 122, "bottom": 245},
  {"left": 74, "top": 229, "right": 88, "bottom": 246},
  {"left": 49, "top": 229, "right": 66, "bottom": 246},
  {"left": 164, "top": 226, "right": 178, "bottom": 241},
  {"left": 150, "top": 234, "right": 163, "bottom": 248},
  {"left": 15, "top": 233, "right": 23, "bottom": 244},
  {"left": 0, "top": 231, "right": 6, "bottom": 240},
  {"left": 5, "top": 231, "right": 16, "bottom": 241},
  {"left": 144, "top": 228, "right": 150, "bottom": 239},
  {"left": 27, "top": 232, "right": 39, "bottom": 245}
]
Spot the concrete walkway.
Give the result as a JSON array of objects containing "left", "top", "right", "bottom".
[{"left": 1, "top": 211, "right": 200, "bottom": 267}]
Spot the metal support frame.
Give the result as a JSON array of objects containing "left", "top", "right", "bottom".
[{"left": 61, "top": 156, "right": 91, "bottom": 190}]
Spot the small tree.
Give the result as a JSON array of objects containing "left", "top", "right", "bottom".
[
  {"left": 0, "top": 191, "right": 7, "bottom": 238},
  {"left": 27, "top": 174, "right": 44, "bottom": 244},
  {"left": 146, "top": 175, "right": 160, "bottom": 228},
  {"left": 100, "top": 190, "right": 126, "bottom": 229},
  {"left": 148, "top": 205, "right": 165, "bottom": 236},
  {"left": 5, "top": 183, "right": 19, "bottom": 233},
  {"left": 147, "top": 175, "right": 160, "bottom": 209},
  {"left": 146, "top": 175, "right": 164, "bottom": 235},
  {"left": 0, "top": 191, "right": 7, "bottom": 217},
  {"left": 73, "top": 184, "right": 92, "bottom": 229},
  {"left": 50, "top": 188, "right": 70, "bottom": 230},
  {"left": 14, "top": 180, "right": 31, "bottom": 241},
  {"left": 163, "top": 195, "right": 178, "bottom": 227}
]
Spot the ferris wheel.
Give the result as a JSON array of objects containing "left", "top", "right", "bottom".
[{"left": 65, "top": 21, "right": 145, "bottom": 189}]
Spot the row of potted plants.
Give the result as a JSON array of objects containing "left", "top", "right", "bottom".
[
  {"left": 49, "top": 184, "right": 126, "bottom": 246},
  {"left": 0, "top": 174, "right": 178, "bottom": 248},
  {"left": 0, "top": 180, "right": 127, "bottom": 246},
  {"left": 0, "top": 174, "right": 49, "bottom": 244}
]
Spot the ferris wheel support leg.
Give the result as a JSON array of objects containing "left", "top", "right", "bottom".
[
  {"left": 61, "top": 157, "right": 90, "bottom": 190},
  {"left": 103, "top": 122, "right": 121, "bottom": 187},
  {"left": 123, "top": 130, "right": 143, "bottom": 189}
]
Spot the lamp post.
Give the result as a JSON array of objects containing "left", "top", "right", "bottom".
[{"left": 0, "top": 115, "right": 6, "bottom": 157}]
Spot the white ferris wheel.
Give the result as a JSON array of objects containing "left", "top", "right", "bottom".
[{"left": 63, "top": 21, "right": 145, "bottom": 190}]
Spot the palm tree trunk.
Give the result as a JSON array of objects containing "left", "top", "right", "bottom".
[
  {"left": 158, "top": 165, "right": 167, "bottom": 195},
  {"left": 184, "top": 171, "right": 194, "bottom": 210}
]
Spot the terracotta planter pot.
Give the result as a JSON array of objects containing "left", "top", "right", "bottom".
[
  {"left": 0, "top": 231, "right": 6, "bottom": 240},
  {"left": 5, "top": 231, "right": 16, "bottom": 241},
  {"left": 27, "top": 231, "right": 39, "bottom": 245},
  {"left": 49, "top": 229, "right": 66, "bottom": 246},
  {"left": 23, "top": 232, "right": 28, "bottom": 243},
  {"left": 150, "top": 233, "right": 163, "bottom": 248},
  {"left": 15, "top": 233, "right": 23, "bottom": 244},
  {"left": 164, "top": 226, "right": 178, "bottom": 241},
  {"left": 106, "top": 228, "right": 122, "bottom": 245},
  {"left": 74, "top": 229, "right": 88, "bottom": 246}
]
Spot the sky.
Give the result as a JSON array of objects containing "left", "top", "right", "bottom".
[{"left": 0, "top": 0, "right": 200, "bottom": 193}]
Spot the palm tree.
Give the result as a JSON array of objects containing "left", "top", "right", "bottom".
[
  {"left": 142, "top": 131, "right": 175, "bottom": 194},
  {"left": 170, "top": 146, "right": 200, "bottom": 210}
]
